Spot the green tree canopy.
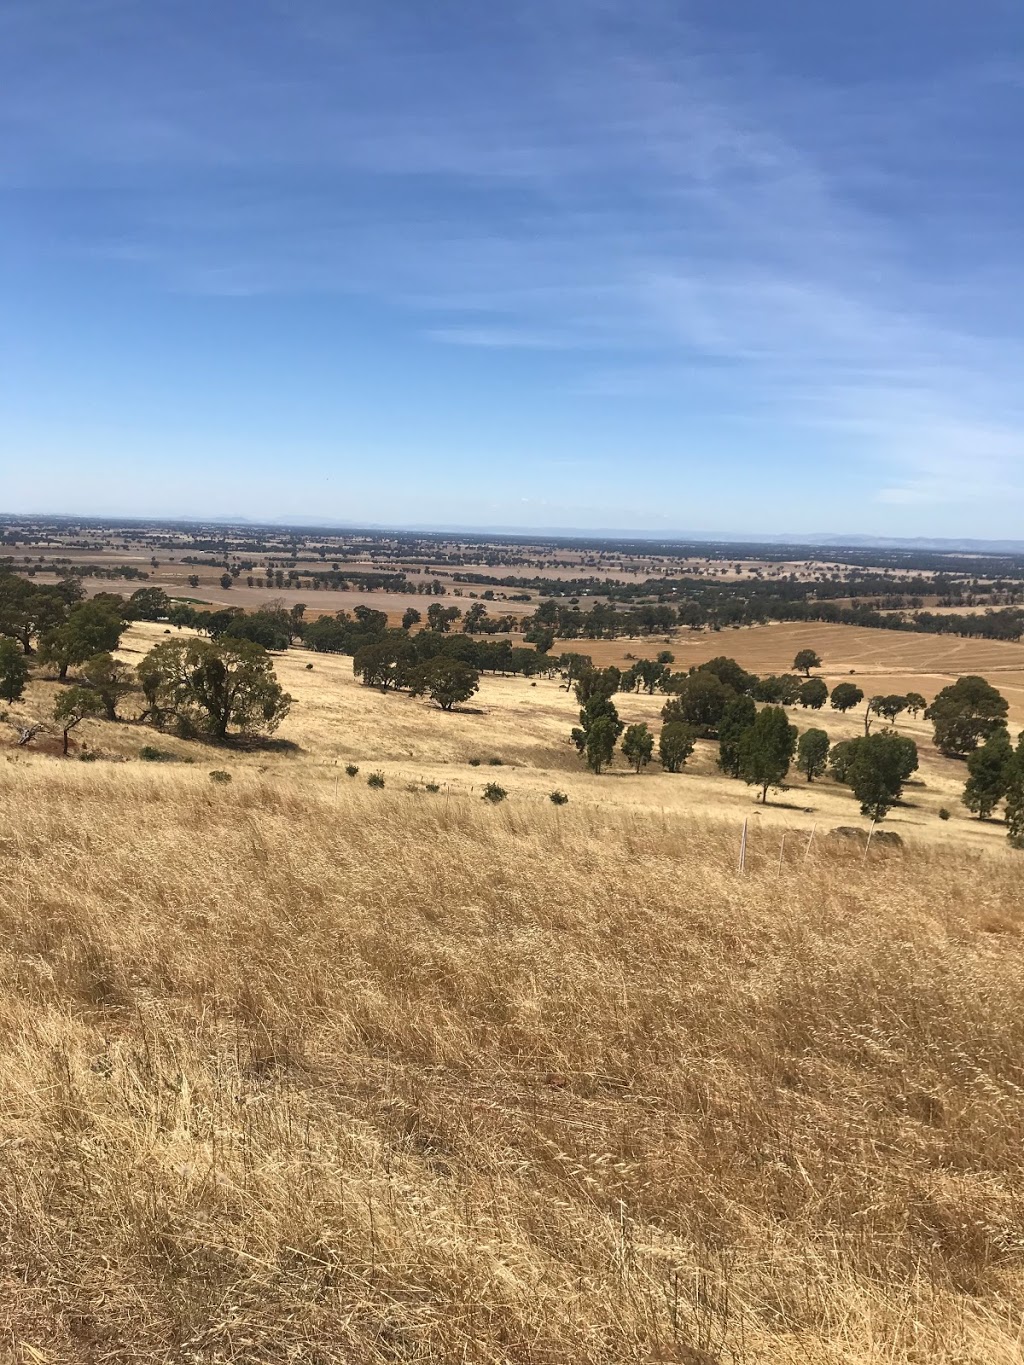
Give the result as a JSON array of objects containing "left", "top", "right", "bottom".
[
  {"left": 137, "top": 637, "right": 292, "bottom": 740},
  {"left": 926, "top": 676, "right": 1008, "bottom": 757},
  {"left": 571, "top": 694, "right": 623, "bottom": 769},
  {"left": 409, "top": 657, "right": 480, "bottom": 711},
  {"left": 830, "top": 682, "right": 864, "bottom": 713},
  {"left": 793, "top": 649, "right": 822, "bottom": 676},
  {"left": 574, "top": 666, "right": 621, "bottom": 706},
  {"left": 584, "top": 714, "right": 619, "bottom": 774},
  {"left": 905, "top": 691, "right": 927, "bottom": 718},
  {"left": 798, "top": 678, "right": 828, "bottom": 709},
  {"left": 621, "top": 722, "right": 655, "bottom": 772},
  {"left": 717, "top": 694, "right": 757, "bottom": 777},
  {"left": 738, "top": 706, "right": 797, "bottom": 803},
  {"left": 830, "top": 732, "right": 919, "bottom": 820},
  {"left": 80, "top": 652, "right": 134, "bottom": 721},
  {"left": 353, "top": 637, "right": 415, "bottom": 692},
  {"left": 53, "top": 685, "right": 104, "bottom": 755},
  {"left": 962, "top": 729, "right": 1014, "bottom": 820},
  {"left": 38, "top": 598, "right": 126, "bottom": 681},
  {"left": 871, "top": 694, "right": 909, "bottom": 724},
  {"left": 1003, "top": 737, "right": 1024, "bottom": 847},
  {"left": 659, "top": 721, "right": 697, "bottom": 773},
  {"left": 426, "top": 603, "right": 461, "bottom": 633},
  {"left": 126, "top": 587, "right": 171, "bottom": 621},
  {"left": 0, "top": 637, "right": 29, "bottom": 702},
  {"left": 796, "top": 727, "right": 830, "bottom": 782},
  {"left": 662, "top": 670, "right": 734, "bottom": 738},
  {"left": 693, "top": 656, "right": 757, "bottom": 695}
]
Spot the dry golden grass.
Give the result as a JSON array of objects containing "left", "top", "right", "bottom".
[{"left": 2, "top": 763, "right": 1024, "bottom": 1362}]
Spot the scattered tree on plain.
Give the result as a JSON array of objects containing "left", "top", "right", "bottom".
[
  {"left": 38, "top": 598, "right": 125, "bottom": 681},
  {"left": 80, "top": 652, "right": 134, "bottom": 721},
  {"left": 137, "top": 637, "right": 292, "bottom": 740},
  {"left": 717, "top": 695, "right": 757, "bottom": 777},
  {"left": 661, "top": 671, "right": 734, "bottom": 737},
  {"left": 693, "top": 656, "right": 758, "bottom": 694},
  {"left": 926, "top": 677, "right": 1008, "bottom": 757},
  {"left": 738, "top": 706, "right": 798, "bottom": 803},
  {"left": 793, "top": 649, "right": 821, "bottom": 677},
  {"left": 622, "top": 722, "right": 655, "bottom": 772},
  {"left": 523, "top": 624, "right": 555, "bottom": 654},
  {"left": 1003, "top": 740, "right": 1024, "bottom": 847},
  {"left": 830, "top": 682, "right": 863, "bottom": 713},
  {"left": 571, "top": 693, "right": 623, "bottom": 772},
  {"left": 962, "top": 730, "right": 1014, "bottom": 820},
  {"left": 868, "top": 694, "right": 909, "bottom": 725},
  {"left": 796, "top": 727, "right": 830, "bottom": 782},
  {"left": 798, "top": 678, "right": 828, "bottom": 709},
  {"left": 426, "top": 603, "right": 461, "bottom": 633},
  {"left": 353, "top": 639, "right": 415, "bottom": 692},
  {"left": 659, "top": 721, "right": 697, "bottom": 773},
  {"left": 830, "top": 732, "right": 919, "bottom": 820},
  {"left": 0, "top": 637, "right": 29, "bottom": 702},
  {"left": 574, "top": 666, "right": 621, "bottom": 706},
  {"left": 905, "top": 691, "right": 927, "bottom": 718},
  {"left": 583, "top": 715, "right": 619, "bottom": 774},
  {"left": 53, "top": 686, "right": 104, "bottom": 754},
  {"left": 409, "top": 657, "right": 480, "bottom": 711},
  {"left": 753, "top": 674, "right": 801, "bottom": 704}
]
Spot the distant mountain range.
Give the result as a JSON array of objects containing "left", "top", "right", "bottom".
[{"left": 360, "top": 524, "right": 1024, "bottom": 554}]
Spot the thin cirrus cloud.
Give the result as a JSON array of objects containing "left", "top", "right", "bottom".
[{"left": 1, "top": 0, "right": 1023, "bottom": 530}]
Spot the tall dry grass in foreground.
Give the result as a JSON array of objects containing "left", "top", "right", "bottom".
[{"left": 1, "top": 764, "right": 1023, "bottom": 1363}]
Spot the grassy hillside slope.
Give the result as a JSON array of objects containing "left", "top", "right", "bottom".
[{"left": 2, "top": 764, "right": 1023, "bottom": 1362}]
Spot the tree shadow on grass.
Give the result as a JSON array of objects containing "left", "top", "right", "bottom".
[{"left": 219, "top": 735, "right": 304, "bottom": 755}]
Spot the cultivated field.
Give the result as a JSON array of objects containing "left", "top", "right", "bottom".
[{"left": 565, "top": 621, "right": 1024, "bottom": 725}]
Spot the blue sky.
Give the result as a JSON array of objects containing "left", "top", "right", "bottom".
[{"left": 2, "top": 0, "right": 1022, "bottom": 537}]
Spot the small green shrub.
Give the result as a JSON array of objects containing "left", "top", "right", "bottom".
[
  {"left": 938, "top": 807, "right": 951, "bottom": 821},
  {"left": 367, "top": 770, "right": 385, "bottom": 789},
  {"left": 305, "top": 662, "right": 314, "bottom": 670},
  {"left": 482, "top": 782, "right": 507, "bottom": 804},
  {"left": 139, "top": 745, "right": 173, "bottom": 762},
  {"left": 79, "top": 750, "right": 97, "bottom": 763},
  {"left": 468, "top": 757, "right": 482, "bottom": 767},
  {"left": 209, "top": 770, "right": 232, "bottom": 784},
  {"left": 425, "top": 781, "right": 441, "bottom": 793},
  {"left": 488, "top": 757, "right": 503, "bottom": 766},
  {"left": 345, "top": 763, "right": 359, "bottom": 777},
  {"left": 549, "top": 790, "right": 569, "bottom": 806}
]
